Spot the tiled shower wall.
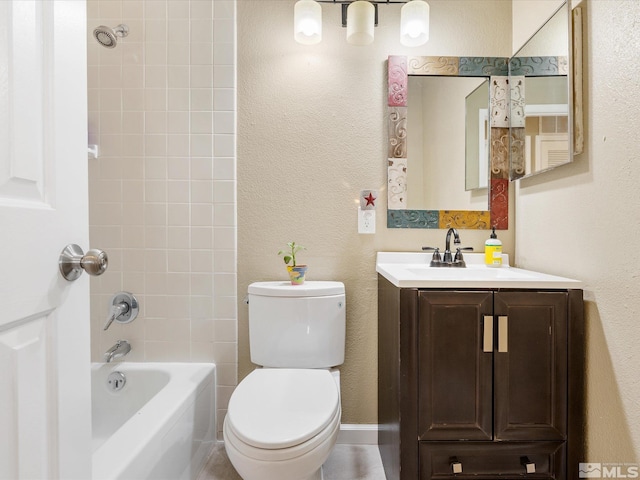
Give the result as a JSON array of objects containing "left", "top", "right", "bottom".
[{"left": 87, "top": 0, "right": 236, "bottom": 435}]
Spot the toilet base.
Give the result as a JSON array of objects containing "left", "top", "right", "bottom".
[{"left": 301, "top": 465, "right": 323, "bottom": 480}]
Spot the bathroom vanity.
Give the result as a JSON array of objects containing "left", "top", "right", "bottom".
[{"left": 376, "top": 253, "right": 584, "bottom": 480}]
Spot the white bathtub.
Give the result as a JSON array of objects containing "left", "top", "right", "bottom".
[{"left": 91, "top": 362, "right": 216, "bottom": 480}]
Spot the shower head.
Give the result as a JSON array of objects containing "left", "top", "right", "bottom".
[{"left": 93, "top": 24, "right": 129, "bottom": 49}]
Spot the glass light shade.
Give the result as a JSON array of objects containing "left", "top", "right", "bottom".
[
  {"left": 294, "top": 0, "right": 322, "bottom": 45},
  {"left": 346, "top": 1, "right": 375, "bottom": 46},
  {"left": 400, "top": 0, "right": 429, "bottom": 47}
]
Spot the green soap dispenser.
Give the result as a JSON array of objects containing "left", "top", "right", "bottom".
[{"left": 484, "top": 227, "right": 503, "bottom": 267}]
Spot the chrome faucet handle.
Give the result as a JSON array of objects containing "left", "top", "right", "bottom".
[
  {"left": 103, "top": 302, "right": 129, "bottom": 331},
  {"left": 454, "top": 246, "right": 473, "bottom": 259},
  {"left": 454, "top": 247, "right": 474, "bottom": 267},
  {"left": 422, "top": 247, "right": 442, "bottom": 266},
  {"left": 103, "top": 292, "right": 139, "bottom": 331}
]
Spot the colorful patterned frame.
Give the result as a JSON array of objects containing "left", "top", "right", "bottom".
[{"left": 387, "top": 55, "right": 509, "bottom": 230}]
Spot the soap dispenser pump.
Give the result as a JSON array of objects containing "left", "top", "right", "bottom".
[{"left": 484, "top": 227, "right": 502, "bottom": 267}]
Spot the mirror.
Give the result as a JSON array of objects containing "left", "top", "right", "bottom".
[
  {"left": 387, "top": 55, "right": 509, "bottom": 230},
  {"left": 465, "top": 79, "right": 490, "bottom": 191},
  {"left": 406, "top": 76, "right": 489, "bottom": 210},
  {"left": 386, "top": 1, "right": 580, "bottom": 229},
  {"left": 509, "top": 2, "right": 582, "bottom": 179}
]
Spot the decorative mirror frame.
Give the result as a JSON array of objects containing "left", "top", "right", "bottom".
[{"left": 387, "top": 56, "right": 509, "bottom": 230}]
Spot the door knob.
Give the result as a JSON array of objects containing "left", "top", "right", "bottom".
[{"left": 59, "top": 244, "right": 108, "bottom": 281}]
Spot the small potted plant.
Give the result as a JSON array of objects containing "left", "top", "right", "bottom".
[{"left": 278, "top": 241, "right": 308, "bottom": 285}]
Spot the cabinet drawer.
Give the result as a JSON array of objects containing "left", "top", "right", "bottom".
[{"left": 420, "top": 442, "right": 566, "bottom": 480}]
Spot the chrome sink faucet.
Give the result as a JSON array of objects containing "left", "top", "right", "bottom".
[
  {"left": 422, "top": 228, "right": 473, "bottom": 267},
  {"left": 443, "top": 227, "right": 461, "bottom": 263},
  {"left": 104, "top": 340, "right": 131, "bottom": 363}
]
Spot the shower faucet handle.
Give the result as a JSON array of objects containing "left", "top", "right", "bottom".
[{"left": 104, "top": 292, "right": 139, "bottom": 331}]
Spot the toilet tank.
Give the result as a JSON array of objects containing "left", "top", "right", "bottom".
[{"left": 248, "top": 281, "right": 346, "bottom": 368}]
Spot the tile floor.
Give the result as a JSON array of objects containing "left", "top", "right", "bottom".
[{"left": 197, "top": 443, "right": 387, "bottom": 480}]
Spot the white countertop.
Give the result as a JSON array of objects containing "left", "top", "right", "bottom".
[{"left": 376, "top": 252, "right": 583, "bottom": 289}]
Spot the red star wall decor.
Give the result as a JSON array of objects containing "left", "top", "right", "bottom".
[{"left": 364, "top": 192, "right": 376, "bottom": 207}]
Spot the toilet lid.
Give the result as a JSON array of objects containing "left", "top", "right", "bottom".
[
  {"left": 226, "top": 369, "right": 340, "bottom": 450},
  {"left": 248, "top": 281, "right": 344, "bottom": 297}
]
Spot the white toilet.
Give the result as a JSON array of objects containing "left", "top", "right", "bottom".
[{"left": 224, "top": 281, "right": 346, "bottom": 480}]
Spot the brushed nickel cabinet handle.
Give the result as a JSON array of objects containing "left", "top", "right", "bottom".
[
  {"left": 498, "top": 315, "right": 508, "bottom": 352},
  {"left": 521, "top": 456, "right": 536, "bottom": 474},
  {"left": 483, "top": 315, "right": 493, "bottom": 352}
]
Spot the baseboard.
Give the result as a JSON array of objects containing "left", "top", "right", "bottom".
[{"left": 337, "top": 424, "right": 379, "bottom": 445}]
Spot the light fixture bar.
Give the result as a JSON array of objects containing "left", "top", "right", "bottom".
[
  {"left": 316, "top": 0, "right": 408, "bottom": 3},
  {"left": 295, "top": 0, "right": 425, "bottom": 47},
  {"left": 316, "top": 0, "right": 409, "bottom": 28}
]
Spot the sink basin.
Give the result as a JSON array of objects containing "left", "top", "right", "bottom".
[{"left": 376, "top": 252, "right": 582, "bottom": 289}]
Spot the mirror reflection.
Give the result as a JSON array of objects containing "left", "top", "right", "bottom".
[
  {"left": 406, "top": 76, "right": 488, "bottom": 211},
  {"left": 509, "top": 3, "right": 573, "bottom": 179},
  {"left": 465, "top": 79, "right": 490, "bottom": 192}
]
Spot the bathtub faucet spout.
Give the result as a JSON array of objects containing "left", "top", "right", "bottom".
[{"left": 104, "top": 340, "right": 131, "bottom": 363}]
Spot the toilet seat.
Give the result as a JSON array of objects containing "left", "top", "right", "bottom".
[
  {"left": 225, "top": 369, "right": 340, "bottom": 453},
  {"left": 224, "top": 401, "right": 340, "bottom": 463}
]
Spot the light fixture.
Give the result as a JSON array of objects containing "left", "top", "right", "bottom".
[
  {"left": 400, "top": 0, "right": 429, "bottom": 47},
  {"left": 294, "top": 0, "right": 322, "bottom": 45},
  {"left": 346, "top": 1, "right": 375, "bottom": 46},
  {"left": 293, "top": 1, "right": 427, "bottom": 47}
]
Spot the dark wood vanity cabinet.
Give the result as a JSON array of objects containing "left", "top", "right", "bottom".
[{"left": 378, "top": 277, "right": 585, "bottom": 480}]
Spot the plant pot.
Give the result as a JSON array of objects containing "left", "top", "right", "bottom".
[{"left": 287, "top": 265, "right": 308, "bottom": 285}]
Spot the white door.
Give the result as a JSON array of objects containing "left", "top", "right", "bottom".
[{"left": 0, "top": 1, "right": 92, "bottom": 478}]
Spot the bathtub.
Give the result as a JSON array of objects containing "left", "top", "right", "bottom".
[{"left": 91, "top": 362, "right": 216, "bottom": 480}]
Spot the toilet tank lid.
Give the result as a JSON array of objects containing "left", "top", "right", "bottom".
[{"left": 248, "top": 281, "right": 344, "bottom": 297}]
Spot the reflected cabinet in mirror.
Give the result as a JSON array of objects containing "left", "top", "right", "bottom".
[
  {"left": 387, "top": 56, "right": 509, "bottom": 229},
  {"left": 509, "top": 2, "right": 583, "bottom": 180}
]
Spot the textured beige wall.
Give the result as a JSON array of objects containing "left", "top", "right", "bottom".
[
  {"left": 515, "top": 0, "right": 640, "bottom": 461},
  {"left": 512, "top": 0, "right": 565, "bottom": 52},
  {"left": 237, "top": 0, "right": 514, "bottom": 424}
]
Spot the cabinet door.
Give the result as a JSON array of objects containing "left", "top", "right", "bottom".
[
  {"left": 418, "top": 291, "right": 493, "bottom": 441},
  {"left": 494, "top": 292, "right": 568, "bottom": 441}
]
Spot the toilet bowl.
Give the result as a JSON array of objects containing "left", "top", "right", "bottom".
[
  {"left": 224, "top": 368, "right": 341, "bottom": 480},
  {"left": 224, "top": 281, "right": 346, "bottom": 480}
]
